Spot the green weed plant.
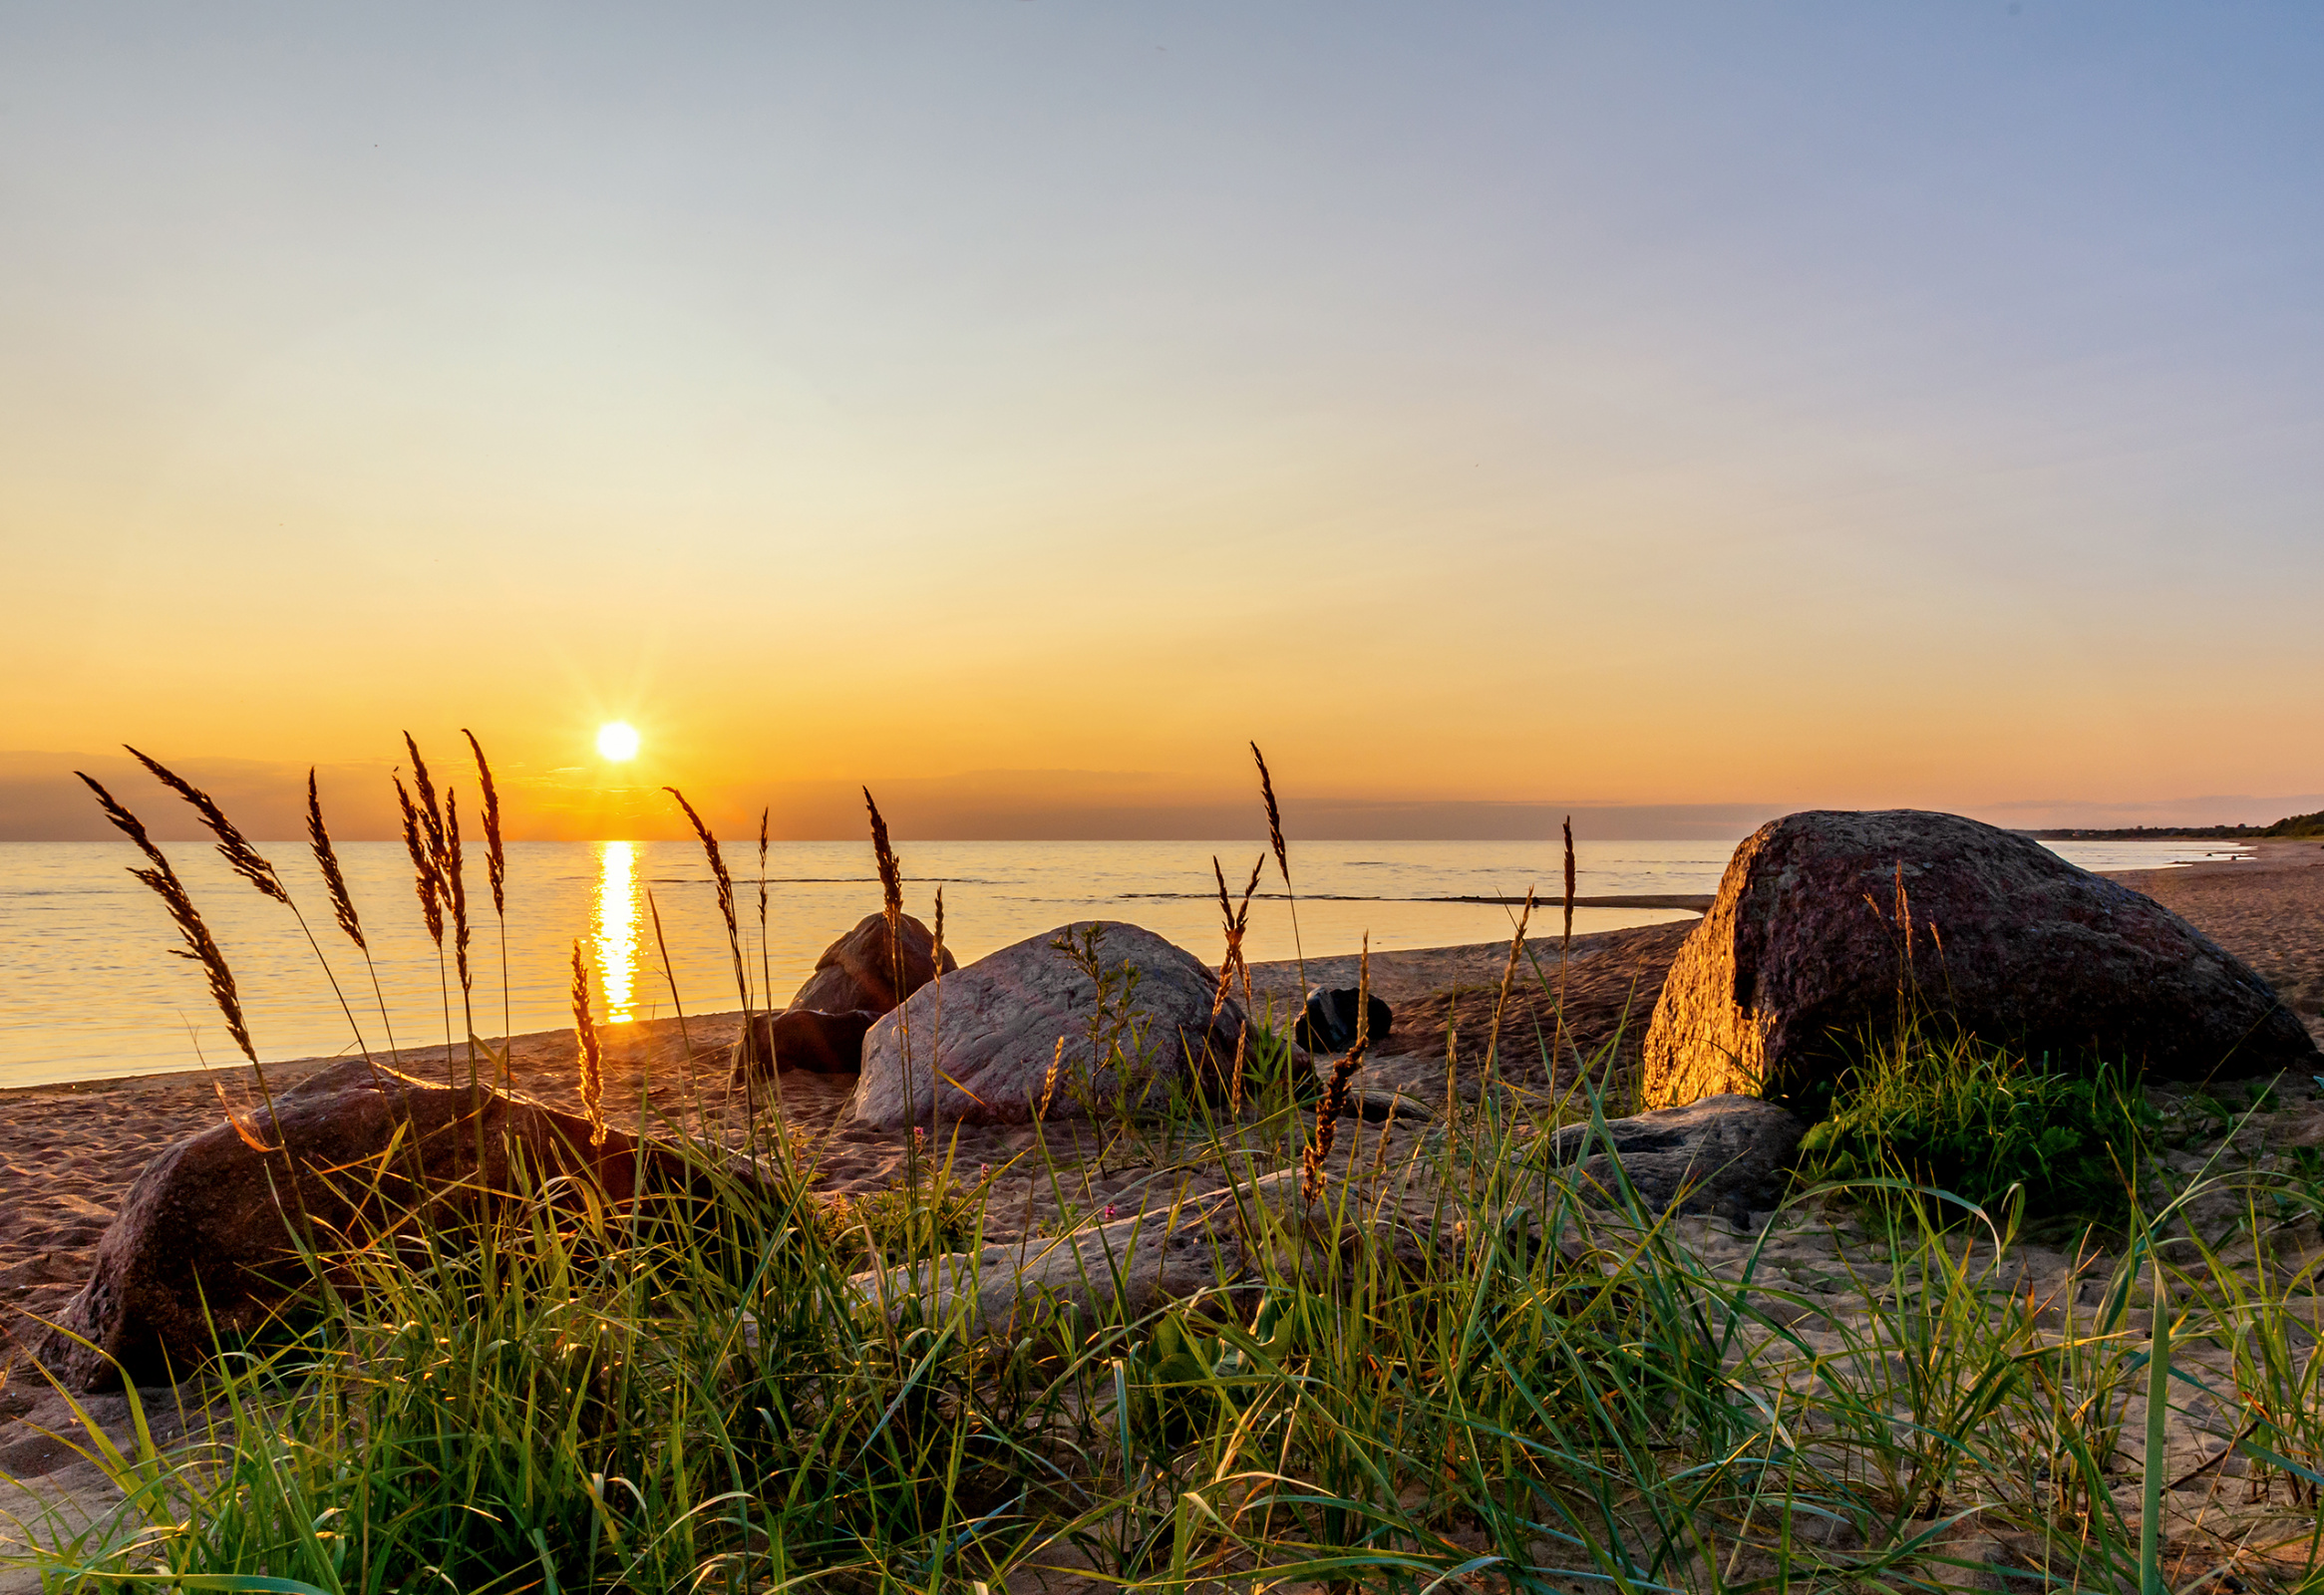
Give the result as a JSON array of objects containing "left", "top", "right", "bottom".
[{"left": 1797, "top": 1022, "right": 2160, "bottom": 1230}]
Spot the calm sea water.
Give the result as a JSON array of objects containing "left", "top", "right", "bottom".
[{"left": 0, "top": 836, "right": 2249, "bottom": 1089}]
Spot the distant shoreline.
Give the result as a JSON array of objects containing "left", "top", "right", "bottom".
[
  {"left": 2027, "top": 826, "right": 2315, "bottom": 841},
  {"left": 2028, "top": 808, "right": 2324, "bottom": 841}
]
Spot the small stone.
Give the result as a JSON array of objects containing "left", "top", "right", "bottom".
[{"left": 1296, "top": 987, "right": 1395, "bottom": 1054}]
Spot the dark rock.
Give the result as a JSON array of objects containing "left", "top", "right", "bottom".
[
  {"left": 1642, "top": 809, "right": 2319, "bottom": 1111},
  {"left": 1296, "top": 987, "right": 1395, "bottom": 1054},
  {"left": 1542, "top": 1095, "right": 1806, "bottom": 1221},
  {"left": 729, "top": 1007, "right": 882, "bottom": 1084},
  {"left": 790, "top": 911, "right": 957, "bottom": 1016},
  {"left": 37, "top": 1059, "right": 713, "bottom": 1391},
  {"left": 850, "top": 921, "right": 1245, "bottom": 1128}
]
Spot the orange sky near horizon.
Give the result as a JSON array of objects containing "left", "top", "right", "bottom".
[{"left": 5, "top": 7, "right": 2322, "bottom": 842}]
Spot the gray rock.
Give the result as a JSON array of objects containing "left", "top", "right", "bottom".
[
  {"left": 1541, "top": 1095, "right": 1806, "bottom": 1221},
  {"left": 850, "top": 1183, "right": 1274, "bottom": 1350},
  {"left": 849, "top": 920, "right": 1245, "bottom": 1128},
  {"left": 1642, "top": 809, "right": 2317, "bottom": 1111}
]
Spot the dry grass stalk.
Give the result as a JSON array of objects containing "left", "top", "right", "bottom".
[
  {"left": 665, "top": 787, "right": 754, "bottom": 1050},
  {"left": 81, "top": 774, "right": 258, "bottom": 1064},
  {"left": 394, "top": 776, "right": 446, "bottom": 947},
  {"left": 1445, "top": 991, "right": 1460, "bottom": 1118},
  {"left": 665, "top": 787, "right": 738, "bottom": 947},
  {"left": 927, "top": 884, "right": 947, "bottom": 1134},
  {"left": 571, "top": 941, "right": 606, "bottom": 1147},
  {"left": 79, "top": 774, "right": 285, "bottom": 1156},
  {"left": 464, "top": 730, "right": 512, "bottom": 1080},
  {"left": 1207, "top": 852, "right": 1264, "bottom": 1021},
  {"left": 125, "top": 745, "right": 290, "bottom": 906},
  {"left": 212, "top": 1083, "right": 277, "bottom": 1153},
  {"left": 756, "top": 806, "right": 771, "bottom": 1007},
  {"left": 862, "top": 787, "right": 904, "bottom": 932},
  {"left": 861, "top": 787, "right": 913, "bottom": 1164},
  {"left": 1251, "top": 741, "right": 1287, "bottom": 883},
  {"left": 305, "top": 772, "right": 366, "bottom": 953},
  {"left": 462, "top": 729, "right": 506, "bottom": 918},
  {"left": 1483, "top": 886, "right": 1535, "bottom": 1083},
  {"left": 125, "top": 746, "right": 379, "bottom": 1100},
  {"left": 1228, "top": 1017, "right": 1249, "bottom": 1117},
  {"left": 445, "top": 790, "right": 472, "bottom": 994},
  {"left": 1557, "top": 814, "right": 1576, "bottom": 1070},
  {"left": 402, "top": 732, "right": 448, "bottom": 862},
  {"left": 1301, "top": 934, "right": 1370, "bottom": 1205},
  {"left": 1035, "top": 1036, "right": 1064, "bottom": 1121},
  {"left": 1249, "top": 742, "right": 1306, "bottom": 992}
]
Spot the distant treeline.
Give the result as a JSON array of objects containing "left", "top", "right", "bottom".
[{"left": 2029, "top": 809, "right": 2324, "bottom": 841}]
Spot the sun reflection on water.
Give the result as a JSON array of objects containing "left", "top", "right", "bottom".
[{"left": 592, "top": 841, "right": 640, "bottom": 1023}]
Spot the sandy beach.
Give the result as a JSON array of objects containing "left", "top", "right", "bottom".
[{"left": 5, "top": 841, "right": 2321, "bottom": 1374}]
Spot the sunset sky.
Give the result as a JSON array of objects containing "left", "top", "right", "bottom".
[{"left": 5, "top": 5, "right": 2321, "bottom": 841}]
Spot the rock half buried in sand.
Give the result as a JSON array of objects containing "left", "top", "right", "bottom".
[
  {"left": 1641, "top": 809, "right": 2319, "bottom": 1111},
  {"left": 1295, "top": 986, "right": 1394, "bottom": 1054},
  {"left": 849, "top": 920, "right": 1245, "bottom": 1128},
  {"left": 849, "top": 1169, "right": 1446, "bottom": 1351},
  {"left": 1540, "top": 1096, "right": 1805, "bottom": 1222},
  {"left": 790, "top": 911, "right": 958, "bottom": 1016},
  {"left": 728, "top": 1007, "right": 881, "bottom": 1084},
  {"left": 37, "top": 1058, "right": 708, "bottom": 1391}
]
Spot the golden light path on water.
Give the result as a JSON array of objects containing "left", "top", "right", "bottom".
[{"left": 591, "top": 840, "right": 641, "bottom": 1024}]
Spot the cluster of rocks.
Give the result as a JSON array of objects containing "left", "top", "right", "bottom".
[
  {"left": 36, "top": 808, "right": 2320, "bottom": 1393},
  {"left": 726, "top": 911, "right": 954, "bottom": 1082}
]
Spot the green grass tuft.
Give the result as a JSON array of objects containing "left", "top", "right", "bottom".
[{"left": 1796, "top": 1023, "right": 2160, "bottom": 1227}]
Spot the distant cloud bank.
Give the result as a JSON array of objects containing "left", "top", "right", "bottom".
[{"left": 5, "top": 749, "right": 2314, "bottom": 845}]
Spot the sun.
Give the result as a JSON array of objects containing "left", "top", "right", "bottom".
[{"left": 596, "top": 722, "right": 641, "bottom": 762}]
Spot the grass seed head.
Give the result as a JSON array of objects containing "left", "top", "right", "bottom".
[
  {"left": 446, "top": 789, "right": 472, "bottom": 991},
  {"left": 665, "top": 787, "right": 738, "bottom": 944},
  {"left": 80, "top": 773, "right": 258, "bottom": 1066},
  {"left": 571, "top": 940, "right": 606, "bottom": 1146},
  {"left": 862, "top": 787, "right": 903, "bottom": 928},
  {"left": 462, "top": 729, "right": 506, "bottom": 917},
  {"left": 394, "top": 775, "right": 446, "bottom": 946},
  {"left": 1251, "top": 741, "right": 1290, "bottom": 888},
  {"left": 1562, "top": 813, "right": 1576, "bottom": 939},
  {"left": 305, "top": 770, "right": 366, "bottom": 953},
  {"left": 125, "top": 745, "right": 288, "bottom": 906},
  {"left": 401, "top": 732, "right": 447, "bottom": 864}
]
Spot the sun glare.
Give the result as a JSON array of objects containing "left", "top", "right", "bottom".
[{"left": 596, "top": 721, "right": 641, "bottom": 761}]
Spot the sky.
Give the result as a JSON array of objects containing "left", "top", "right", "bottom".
[{"left": 4, "top": 3, "right": 2321, "bottom": 842}]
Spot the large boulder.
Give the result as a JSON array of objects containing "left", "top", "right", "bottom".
[
  {"left": 849, "top": 920, "right": 1246, "bottom": 1128},
  {"left": 36, "top": 1059, "right": 708, "bottom": 1391},
  {"left": 1540, "top": 1096, "right": 1806, "bottom": 1223},
  {"left": 790, "top": 911, "right": 956, "bottom": 1016},
  {"left": 728, "top": 1007, "right": 881, "bottom": 1084},
  {"left": 1641, "top": 809, "right": 2318, "bottom": 1111}
]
